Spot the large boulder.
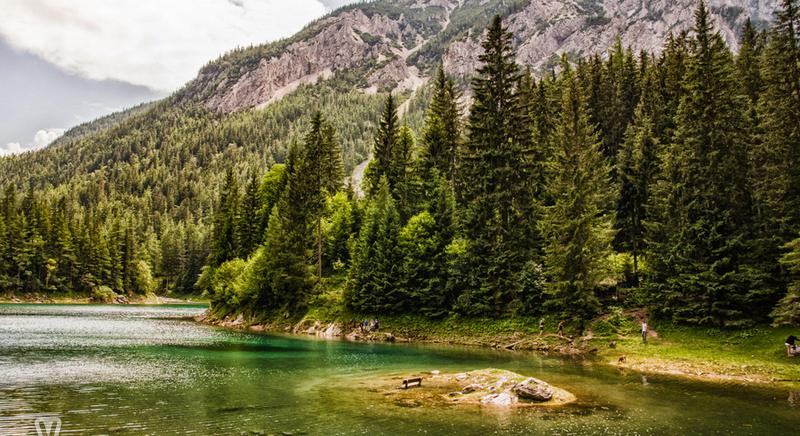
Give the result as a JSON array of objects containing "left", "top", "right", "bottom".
[{"left": 513, "top": 378, "right": 553, "bottom": 402}]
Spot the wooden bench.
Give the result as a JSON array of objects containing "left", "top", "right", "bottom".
[{"left": 402, "top": 377, "right": 422, "bottom": 389}]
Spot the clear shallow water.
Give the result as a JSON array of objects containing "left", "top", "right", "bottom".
[{"left": 0, "top": 305, "right": 798, "bottom": 435}]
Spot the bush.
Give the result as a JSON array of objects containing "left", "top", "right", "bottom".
[{"left": 91, "top": 286, "right": 119, "bottom": 303}]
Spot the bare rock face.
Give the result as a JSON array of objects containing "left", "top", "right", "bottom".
[
  {"left": 446, "top": 0, "right": 778, "bottom": 80},
  {"left": 513, "top": 377, "right": 554, "bottom": 402},
  {"left": 185, "top": 0, "right": 777, "bottom": 114}
]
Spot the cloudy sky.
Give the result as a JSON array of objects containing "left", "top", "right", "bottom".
[{"left": 0, "top": 0, "right": 354, "bottom": 156}]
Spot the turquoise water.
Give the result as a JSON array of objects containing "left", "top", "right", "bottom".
[{"left": 0, "top": 304, "right": 798, "bottom": 435}]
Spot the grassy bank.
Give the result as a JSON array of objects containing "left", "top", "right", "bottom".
[{"left": 208, "top": 283, "right": 800, "bottom": 387}]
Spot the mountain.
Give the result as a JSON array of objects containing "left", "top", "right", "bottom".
[
  {"left": 0, "top": 0, "right": 780, "bottom": 295},
  {"left": 179, "top": 0, "right": 777, "bottom": 114}
]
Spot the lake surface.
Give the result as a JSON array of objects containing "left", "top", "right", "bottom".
[{"left": 0, "top": 304, "right": 798, "bottom": 435}]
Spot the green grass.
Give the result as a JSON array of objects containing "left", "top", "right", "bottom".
[{"left": 592, "top": 322, "right": 800, "bottom": 383}]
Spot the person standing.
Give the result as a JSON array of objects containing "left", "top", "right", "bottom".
[
  {"left": 641, "top": 319, "right": 648, "bottom": 343},
  {"left": 539, "top": 318, "right": 545, "bottom": 336},
  {"left": 557, "top": 321, "right": 564, "bottom": 338}
]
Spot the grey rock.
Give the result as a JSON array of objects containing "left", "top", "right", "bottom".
[{"left": 513, "top": 378, "right": 554, "bottom": 402}]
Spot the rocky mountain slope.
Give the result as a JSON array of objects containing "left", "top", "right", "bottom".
[{"left": 179, "top": 0, "right": 777, "bottom": 114}]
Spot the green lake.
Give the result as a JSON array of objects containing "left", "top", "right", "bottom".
[{"left": 0, "top": 304, "right": 798, "bottom": 435}]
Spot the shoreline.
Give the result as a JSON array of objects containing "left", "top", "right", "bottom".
[
  {"left": 2, "top": 299, "right": 795, "bottom": 388},
  {"left": 195, "top": 311, "right": 800, "bottom": 388},
  {"left": 0, "top": 292, "right": 206, "bottom": 305}
]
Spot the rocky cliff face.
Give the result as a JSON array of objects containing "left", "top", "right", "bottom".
[
  {"left": 186, "top": 0, "right": 777, "bottom": 113},
  {"left": 500, "top": 0, "right": 776, "bottom": 75}
]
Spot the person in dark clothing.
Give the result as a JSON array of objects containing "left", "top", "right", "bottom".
[{"left": 786, "top": 335, "right": 798, "bottom": 356}]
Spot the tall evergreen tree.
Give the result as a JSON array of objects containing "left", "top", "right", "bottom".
[
  {"left": 237, "top": 173, "right": 262, "bottom": 258},
  {"left": 420, "top": 65, "right": 462, "bottom": 183},
  {"left": 753, "top": 0, "right": 800, "bottom": 245},
  {"left": 211, "top": 168, "right": 240, "bottom": 266},
  {"left": 393, "top": 125, "right": 417, "bottom": 221},
  {"left": 771, "top": 236, "right": 800, "bottom": 325},
  {"left": 737, "top": 18, "right": 765, "bottom": 125},
  {"left": 540, "top": 66, "right": 615, "bottom": 322},
  {"left": 304, "top": 111, "right": 344, "bottom": 280},
  {"left": 455, "top": 15, "right": 538, "bottom": 315},
  {"left": 615, "top": 89, "right": 660, "bottom": 283},
  {"left": 248, "top": 142, "right": 318, "bottom": 309},
  {"left": 645, "top": 2, "right": 763, "bottom": 325},
  {"left": 365, "top": 94, "right": 400, "bottom": 194},
  {"left": 347, "top": 177, "right": 403, "bottom": 313}
]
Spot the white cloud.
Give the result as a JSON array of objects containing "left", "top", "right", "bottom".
[
  {"left": 1, "top": 128, "right": 66, "bottom": 156},
  {"left": 34, "top": 128, "right": 66, "bottom": 149},
  {"left": 0, "top": 0, "right": 344, "bottom": 92},
  {"left": 0, "top": 142, "right": 24, "bottom": 157}
]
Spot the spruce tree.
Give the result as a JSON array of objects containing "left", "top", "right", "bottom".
[
  {"left": 237, "top": 173, "right": 261, "bottom": 258},
  {"left": 211, "top": 168, "right": 240, "bottom": 266},
  {"left": 393, "top": 125, "right": 417, "bottom": 221},
  {"left": 645, "top": 2, "right": 762, "bottom": 325},
  {"left": 753, "top": 0, "right": 800, "bottom": 245},
  {"left": 456, "top": 15, "right": 538, "bottom": 315},
  {"left": 365, "top": 94, "right": 399, "bottom": 194},
  {"left": 248, "top": 142, "right": 318, "bottom": 310},
  {"left": 615, "top": 90, "right": 660, "bottom": 284},
  {"left": 0, "top": 213, "right": 9, "bottom": 289},
  {"left": 737, "top": 18, "right": 764, "bottom": 125},
  {"left": 771, "top": 237, "right": 800, "bottom": 325},
  {"left": 420, "top": 65, "right": 462, "bottom": 183},
  {"left": 540, "top": 66, "right": 615, "bottom": 322},
  {"left": 347, "top": 177, "right": 402, "bottom": 313},
  {"left": 304, "top": 111, "right": 344, "bottom": 280},
  {"left": 258, "top": 163, "right": 287, "bottom": 238}
]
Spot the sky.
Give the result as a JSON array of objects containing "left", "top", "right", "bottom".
[{"left": 0, "top": 0, "right": 355, "bottom": 156}]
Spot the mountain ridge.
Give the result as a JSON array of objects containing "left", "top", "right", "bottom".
[{"left": 176, "top": 0, "right": 777, "bottom": 115}]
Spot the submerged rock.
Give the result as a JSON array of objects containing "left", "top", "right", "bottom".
[{"left": 481, "top": 392, "right": 517, "bottom": 406}]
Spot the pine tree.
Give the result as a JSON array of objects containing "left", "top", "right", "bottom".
[
  {"left": 420, "top": 65, "right": 462, "bottom": 183},
  {"left": 645, "top": 2, "right": 762, "bottom": 325},
  {"left": 49, "top": 198, "right": 77, "bottom": 291},
  {"left": 455, "top": 15, "right": 538, "bottom": 315},
  {"left": 0, "top": 212, "right": 10, "bottom": 289},
  {"left": 540, "top": 66, "right": 615, "bottom": 322},
  {"left": 347, "top": 177, "right": 403, "bottom": 313},
  {"left": 656, "top": 32, "right": 689, "bottom": 145},
  {"left": 258, "top": 163, "right": 287, "bottom": 238},
  {"left": 753, "top": 0, "right": 800, "bottom": 246},
  {"left": 365, "top": 94, "right": 399, "bottom": 194},
  {"left": 237, "top": 173, "right": 262, "bottom": 258},
  {"left": 211, "top": 168, "right": 240, "bottom": 266},
  {"left": 771, "top": 237, "right": 800, "bottom": 325},
  {"left": 615, "top": 91, "right": 660, "bottom": 284},
  {"left": 601, "top": 38, "right": 640, "bottom": 164},
  {"left": 304, "top": 111, "right": 344, "bottom": 280},
  {"left": 737, "top": 18, "right": 765, "bottom": 125},
  {"left": 247, "top": 143, "right": 318, "bottom": 310},
  {"left": 393, "top": 125, "right": 417, "bottom": 221}
]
